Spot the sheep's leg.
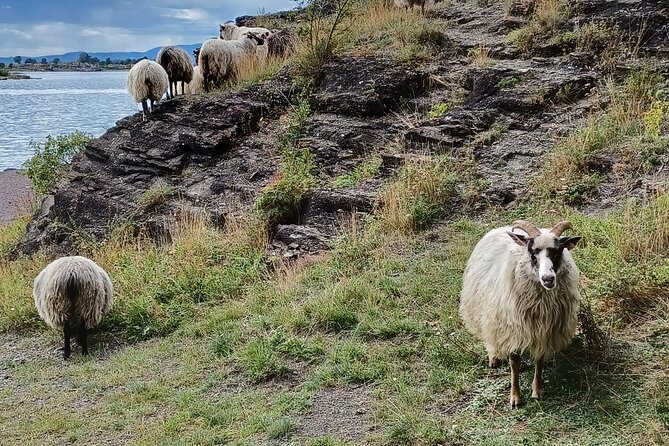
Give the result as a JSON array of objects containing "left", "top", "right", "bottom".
[
  {"left": 62, "top": 321, "right": 71, "bottom": 359},
  {"left": 77, "top": 324, "right": 89, "bottom": 356},
  {"left": 487, "top": 349, "right": 499, "bottom": 368},
  {"left": 141, "top": 100, "right": 148, "bottom": 120},
  {"left": 509, "top": 353, "right": 521, "bottom": 408},
  {"left": 531, "top": 356, "right": 544, "bottom": 400}
]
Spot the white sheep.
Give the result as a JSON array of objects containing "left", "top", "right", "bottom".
[
  {"left": 184, "top": 65, "right": 204, "bottom": 94},
  {"left": 156, "top": 45, "right": 194, "bottom": 99},
  {"left": 220, "top": 21, "right": 271, "bottom": 41},
  {"left": 127, "top": 59, "right": 169, "bottom": 119},
  {"left": 459, "top": 220, "right": 582, "bottom": 407},
  {"left": 199, "top": 33, "right": 264, "bottom": 92},
  {"left": 33, "top": 256, "right": 114, "bottom": 359}
]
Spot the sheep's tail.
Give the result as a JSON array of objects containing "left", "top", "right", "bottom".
[{"left": 64, "top": 271, "right": 79, "bottom": 323}]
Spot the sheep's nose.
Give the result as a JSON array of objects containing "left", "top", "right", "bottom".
[{"left": 541, "top": 275, "right": 555, "bottom": 288}]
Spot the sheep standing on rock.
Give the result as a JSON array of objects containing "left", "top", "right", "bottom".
[
  {"left": 127, "top": 59, "right": 169, "bottom": 119},
  {"left": 220, "top": 21, "right": 271, "bottom": 41},
  {"left": 199, "top": 33, "right": 265, "bottom": 92},
  {"left": 459, "top": 220, "right": 582, "bottom": 407},
  {"left": 156, "top": 45, "right": 194, "bottom": 99},
  {"left": 33, "top": 256, "right": 114, "bottom": 359},
  {"left": 184, "top": 65, "right": 205, "bottom": 94},
  {"left": 266, "top": 28, "right": 298, "bottom": 59}
]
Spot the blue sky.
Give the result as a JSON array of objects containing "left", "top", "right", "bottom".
[{"left": 0, "top": 0, "right": 295, "bottom": 57}]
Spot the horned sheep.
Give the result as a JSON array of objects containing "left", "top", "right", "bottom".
[
  {"left": 33, "top": 256, "right": 114, "bottom": 359},
  {"left": 127, "top": 59, "right": 169, "bottom": 119},
  {"left": 459, "top": 220, "right": 582, "bottom": 407},
  {"left": 199, "top": 33, "right": 265, "bottom": 92},
  {"left": 156, "top": 45, "right": 194, "bottom": 99}
]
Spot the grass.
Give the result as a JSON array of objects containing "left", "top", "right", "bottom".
[
  {"left": 333, "top": 157, "right": 382, "bottom": 189},
  {"left": 137, "top": 180, "right": 174, "bottom": 211},
  {"left": 506, "top": 0, "right": 572, "bottom": 55},
  {"left": 339, "top": 0, "right": 450, "bottom": 62},
  {"left": 254, "top": 100, "right": 316, "bottom": 225},
  {"left": 375, "top": 156, "right": 459, "bottom": 233},
  {"left": 537, "top": 70, "right": 668, "bottom": 203},
  {"left": 1, "top": 184, "right": 669, "bottom": 443}
]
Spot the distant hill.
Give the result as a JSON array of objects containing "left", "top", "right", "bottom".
[{"left": 0, "top": 43, "right": 202, "bottom": 65}]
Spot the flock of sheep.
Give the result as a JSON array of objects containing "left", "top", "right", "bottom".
[
  {"left": 126, "top": 21, "right": 297, "bottom": 117},
  {"left": 39, "top": 2, "right": 586, "bottom": 408},
  {"left": 33, "top": 219, "right": 582, "bottom": 407}
]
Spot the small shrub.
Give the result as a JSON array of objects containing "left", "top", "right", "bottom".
[
  {"left": 497, "top": 76, "right": 520, "bottom": 89},
  {"left": 333, "top": 157, "right": 382, "bottom": 188},
  {"left": 137, "top": 181, "right": 174, "bottom": 210},
  {"left": 376, "top": 157, "right": 458, "bottom": 233},
  {"left": 255, "top": 101, "right": 316, "bottom": 224},
  {"left": 467, "top": 44, "right": 491, "bottom": 67},
  {"left": 506, "top": 0, "right": 571, "bottom": 55},
  {"left": 296, "top": 0, "right": 354, "bottom": 82},
  {"left": 238, "top": 338, "right": 290, "bottom": 382},
  {"left": 22, "top": 131, "right": 91, "bottom": 195},
  {"left": 427, "top": 102, "right": 449, "bottom": 119}
]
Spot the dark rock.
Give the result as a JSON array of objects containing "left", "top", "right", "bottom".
[
  {"left": 274, "top": 225, "right": 330, "bottom": 253},
  {"left": 313, "top": 56, "right": 429, "bottom": 117}
]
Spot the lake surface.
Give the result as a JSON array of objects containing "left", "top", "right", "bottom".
[{"left": 0, "top": 71, "right": 139, "bottom": 171}]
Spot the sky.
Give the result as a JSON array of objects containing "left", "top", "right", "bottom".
[{"left": 0, "top": 0, "right": 296, "bottom": 57}]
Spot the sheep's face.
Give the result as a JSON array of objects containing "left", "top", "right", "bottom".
[{"left": 508, "top": 231, "right": 581, "bottom": 290}]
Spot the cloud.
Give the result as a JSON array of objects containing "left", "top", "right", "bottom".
[
  {"left": 162, "top": 8, "right": 208, "bottom": 21},
  {"left": 0, "top": 0, "right": 296, "bottom": 57}
]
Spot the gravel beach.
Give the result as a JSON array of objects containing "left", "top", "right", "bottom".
[{"left": 0, "top": 170, "right": 36, "bottom": 226}]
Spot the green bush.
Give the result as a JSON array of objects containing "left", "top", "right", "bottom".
[{"left": 22, "top": 131, "right": 91, "bottom": 195}]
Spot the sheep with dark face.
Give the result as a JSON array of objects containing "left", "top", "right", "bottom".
[
  {"left": 219, "top": 21, "right": 271, "bottom": 41},
  {"left": 459, "top": 220, "right": 582, "bottom": 407},
  {"left": 265, "top": 28, "right": 298, "bottom": 59},
  {"left": 156, "top": 45, "right": 194, "bottom": 99},
  {"left": 33, "top": 256, "right": 114, "bottom": 359}
]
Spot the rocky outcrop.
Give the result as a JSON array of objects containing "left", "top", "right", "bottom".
[{"left": 17, "top": 0, "right": 669, "bottom": 257}]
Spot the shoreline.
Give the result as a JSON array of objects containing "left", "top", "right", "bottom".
[{"left": 0, "top": 170, "right": 36, "bottom": 226}]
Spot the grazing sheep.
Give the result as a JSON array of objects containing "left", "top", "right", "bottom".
[
  {"left": 393, "top": 0, "right": 432, "bottom": 14},
  {"left": 33, "top": 256, "right": 114, "bottom": 359},
  {"left": 219, "top": 21, "right": 271, "bottom": 41},
  {"left": 199, "top": 33, "right": 264, "bottom": 92},
  {"left": 266, "top": 28, "right": 298, "bottom": 59},
  {"left": 156, "top": 45, "right": 194, "bottom": 99},
  {"left": 127, "top": 59, "right": 169, "bottom": 119},
  {"left": 184, "top": 65, "right": 205, "bottom": 94},
  {"left": 459, "top": 220, "right": 582, "bottom": 407}
]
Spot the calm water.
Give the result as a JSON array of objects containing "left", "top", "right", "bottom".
[{"left": 0, "top": 71, "right": 139, "bottom": 171}]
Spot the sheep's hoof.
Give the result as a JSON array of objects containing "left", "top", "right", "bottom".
[
  {"left": 531, "top": 388, "right": 543, "bottom": 400},
  {"left": 510, "top": 392, "right": 522, "bottom": 408}
]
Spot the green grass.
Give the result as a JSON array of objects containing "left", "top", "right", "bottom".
[
  {"left": 333, "top": 157, "right": 382, "bottom": 189},
  {"left": 1, "top": 189, "right": 669, "bottom": 443},
  {"left": 537, "top": 70, "right": 668, "bottom": 203}
]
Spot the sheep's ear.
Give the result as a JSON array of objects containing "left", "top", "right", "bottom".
[
  {"left": 559, "top": 236, "right": 582, "bottom": 251},
  {"left": 507, "top": 231, "right": 528, "bottom": 246},
  {"left": 220, "top": 24, "right": 224, "bottom": 32}
]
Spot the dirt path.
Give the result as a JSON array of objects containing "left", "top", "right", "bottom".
[{"left": 0, "top": 170, "right": 36, "bottom": 226}]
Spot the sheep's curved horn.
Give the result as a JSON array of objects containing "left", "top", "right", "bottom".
[
  {"left": 511, "top": 220, "right": 541, "bottom": 237},
  {"left": 550, "top": 221, "right": 573, "bottom": 236}
]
